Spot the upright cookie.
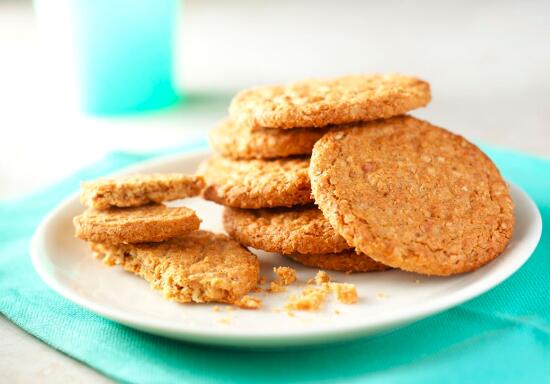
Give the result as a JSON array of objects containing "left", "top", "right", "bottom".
[
  {"left": 230, "top": 74, "right": 430, "bottom": 129},
  {"left": 223, "top": 206, "right": 351, "bottom": 254},
  {"left": 209, "top": 118, "right": 326, "bottom": 159},
  {"left": 91, "top": 231, "right": 260, "bottom": 304},
  {"left": 74, "top": 204, "right": 200, "bottom": 244},
  {"left": 81, "top": 173, "right": 204, "bottom": 210},
  {"left": 286, "top": 251, "right": 390, "bottom": 273},
  {"left": 198, "top": 155, "right": 313, "bottom": 208},
  {"left": 310, "top": 116, "right": 514, "bottom": 276}
]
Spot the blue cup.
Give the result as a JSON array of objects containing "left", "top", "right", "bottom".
[{"left": 35, "top": 0, "right": 180, "bottom": 115}]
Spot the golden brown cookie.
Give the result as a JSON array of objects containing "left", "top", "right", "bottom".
[
  {"left": 74, "top": 204, "right": 200, "bottom": 244},
  {"left": 208, "top": 118, "right": 326, "bottom": 159},
  {"left": 198, "top": 155, "right": 313, "bottom": 208},
  {"left": 229, "top": 74, "right": 430, "bottom": 129},
  {"left": 223, "top": 206, "right": 351, "bottom": 254},
  {"left": 81, "top": 173, "right": 204, "bottom": 210},
  {"left": 91, "top": 231, "right": 260, "bottom": 304},
  {"left": 309, "top": 116, "right": 514, "bottom": 276},
  {"left": 286, "top": 251, "right": 390, "bottom": 273}
]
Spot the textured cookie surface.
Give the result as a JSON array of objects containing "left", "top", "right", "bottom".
[
  {"left": 198, "top": 155, "right": 313, "bottom": 208},
  {"left": 91, "top": 231, "right": 260, "bottom": 304},
  {"left": 74, "top": 204, "right": 200, "bottom": 244},
  {"left": 286, "top": 251, "right": 389, "bottom": 273},
  {"left": 209, "top": 118, "right": 326, "bottom": 159},
  {"left": 81, "top": 173, "right": 204, "bottom": 210},
  {"left": 310, "top": 116, "right": 514, "bottom": 276},
  {"left": 223, "top": 206, "right": 351, "bottom": 254},
  {"left": 229, "top": 74, "right": 430, "bottom": 129}
]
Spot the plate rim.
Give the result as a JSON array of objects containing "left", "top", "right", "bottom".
[{"left": 30, "top": 150, "right": 543, "bottom": 347}]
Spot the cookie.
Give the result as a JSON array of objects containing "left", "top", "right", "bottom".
[
  {"left": 198, "top": 155, "right": 313, "bottom": 208},
  {"left": 91, "top": 230, "right": 260, "bottom": 304},
  {"left": 223, "top": 206, "right": 351, "bottom": 254},
  {"left": 74, "top": 204, "right": 200, "bottom": 244},
  {"left": 309, "top": 116, "right": 514, "bottom": 276},
  {"left": 286, "top": 251, "right": 390, "bottom": 273},
  {"left": 81, "top": 173, "right": 204, "bottom": 210},
  {"left": 229, "top": 74, "right": 430, "bottom": 129},
  {"left": 209, "top": 118, "right": 326, "bottom": 159}
]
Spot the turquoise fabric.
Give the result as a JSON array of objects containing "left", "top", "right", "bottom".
[{"left": 1, "top": 142, "right": 548, "bottom": 384}]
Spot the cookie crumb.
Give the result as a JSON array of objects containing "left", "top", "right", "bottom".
[
  {"left": 235, "top": 295, "right": 262, "bottom": 310},
  {"left": 218, "top": 317, "right": 231, "bottom": 324},
  {"left": 286, "top": 310, "right": 296, "bottom": 317},
  {"left": 268, "top": 266, "right": 297, "bottom": 293},
  {"left": 415, "top": 279, "right": 421, "bottom": 284},
  {"left": 335, "top": 309, "right": 341, "bottom": 315},
  {"left": 268, "top": 281, "right": 286, "bottom": 293},
  {"left": 376, "top": 292, "right": 388, "bottom": 300},
  {"left": 315, "top": 270, "right": 331, "bottom": 284},
  {"left": 273, "top": 266, "right": 297, "bottom": 285},
  {"left": 285, "top": 286, "right": 329, "bottom": 311},
  {"left": 212, "top": 306, "right": 221, "bottom": 312},
  {"left": 331, "top": 283, "right": 358, "bottom": 304},
  {"left": 333, "top": 132, "right": 345, "bottom": 140}
]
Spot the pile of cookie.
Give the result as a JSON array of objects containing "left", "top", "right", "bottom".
[
  {"left": 200, "top": 73, "right": 514, "bottom": 277},
  {"left": 73, "top": 73, "right": 515, "bottom": 308},
  {"left": 73, "top": 174, "right": 261, "bottom": 307}
]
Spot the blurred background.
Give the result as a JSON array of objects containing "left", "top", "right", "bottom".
[
  {"left": 1, "top": 0, "right": 549, "bottom": 381},
  {"left": 1, "top": 0, "right": 549, "bottom": 201}
]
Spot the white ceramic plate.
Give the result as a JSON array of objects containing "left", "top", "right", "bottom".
[{"left": 31, "top": 150, "right": 542, "bottom": 348}]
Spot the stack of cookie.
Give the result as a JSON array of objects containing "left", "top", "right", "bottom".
[
  {"left": 201, "top": 74, "right": 514, "bottom": 276},
  {"left": 73, "top": 174, "right": 260, "bottom": 305}
]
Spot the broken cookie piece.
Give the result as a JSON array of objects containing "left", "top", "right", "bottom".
[{"left": 91, "top": 230, "right": 260, "bottom": 304}]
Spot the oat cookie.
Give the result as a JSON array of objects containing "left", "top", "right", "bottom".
[
  {"left": 209, "top": 118, "right": 326, "bottom": 159},
  {"left": 81, "top": 173, "right": 204, "bottom": 210},
  {"left": 74, "top": 204, "right": 200, "bottom": 244},
  {"left": 229, "top": 74, "right": 430, "bottom": 129},
  {"left": 223, "top": 206, "right": 350, "bottom": 254},
  {"left": 310, "top": 116, "right": 514, "bottom": 276},
  {"left": 286, "top": 251, "right": 390, "bottom": 273},
  {"left": 91, "top": 231, "right": 260, "bottom": 304},
  {"left": 199, "top": 155, "right": 313, "bottom": 208}
]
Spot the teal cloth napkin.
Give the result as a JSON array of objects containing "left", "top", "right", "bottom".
[{"left": 1, "top": 142, "right": 549, "bottom": 384}]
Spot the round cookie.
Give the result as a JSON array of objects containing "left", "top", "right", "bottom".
[
  {"left": 91, "top": 230, "right": 260, "bottom": 304},
  {"left": 198, "top": 155, "right": 313, "bottom": 208},
  {"left": 229, "top": 74, "right": 431, "bottom": 129},
  {"left": 223, "top": 206, "right": 351, "bottom": 254},
  {"left": 74, "top": 204, "right": 200, "bottom": 244},
  {"left": 309, "top": 116, "right": 514, "bottom": 276},
  {"left": 285, "top": 251, "right": 390, "bottom": 273},
  {"left": 208, "top": 118, "right": 327, "bottom": 159}
]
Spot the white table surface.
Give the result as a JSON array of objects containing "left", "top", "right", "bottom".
[{"left": 1, "top": 0, "right": 548, "bottom": 382}]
